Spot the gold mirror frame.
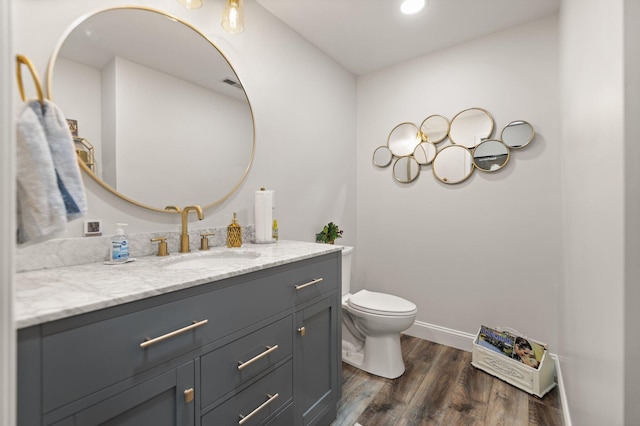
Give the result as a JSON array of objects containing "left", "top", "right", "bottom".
[
  {"left": 449, "top": 107, "right": 494, "bottom": 149},
  {"left": 473, "top": 139, "right": 510, "bottom": 172},
  {"left": 45, "top": 6, "right": 255, "bottom": 213},
  {"left": 433, "top": 145, "right": 474, "bottom": 184},
  {"left": 501, "top": 120, "right": 535, "bottom": 149}
]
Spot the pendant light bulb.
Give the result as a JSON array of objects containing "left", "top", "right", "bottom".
[
  {"left": 176, "top": 0, "right": 203, "bottom": 9},
  {"left": 221, "top": 0, "right": 244, "bottom": 33}
]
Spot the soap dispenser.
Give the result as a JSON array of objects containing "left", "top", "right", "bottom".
[
  {"left": 227, "top": 213, "right": 242, "bottom": 248},
  {"left": 111, "top": 223, "right": 129, "bottom": 262}
]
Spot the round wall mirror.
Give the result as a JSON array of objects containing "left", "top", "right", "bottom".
[
  {"left": 46, "top": 6, "right": 255, "bottom": 212},
  {"left": 373, "top": 146, "right": 393, "bottom": 167},
  {"left": 413, "top": 142, "right": 436, "bottom": 165},
  {"left": 392, "top": 156, "right": 420, "bottom": 183},
  {"left": 501, "top": 120, "right": 534, "bottom": 149},
  {"left": 433, "top": 145, "right": 474, "bottom": 184},
  {"left": 387, "top": 122, "right": 421, "bottom": 157},
  {"left": 473, "top": 139, "right": 510, "bottom": 172},
  {"left": 448, "top": 108, "right": 494, "bottom": 149},
  {"left": 420, "top": 114, "right": 449, "bottom": 144}
]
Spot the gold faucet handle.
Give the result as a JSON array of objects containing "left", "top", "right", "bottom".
[
  {"left": 200, "top": 233, "right": 215, "bottom": 251},
  {"left": 151, "top": 237, "right": 169, "bottom": 256}
]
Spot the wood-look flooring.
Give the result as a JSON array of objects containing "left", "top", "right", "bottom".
[{"left": 332, "top": 335, "right": 563, "bottom": 426}]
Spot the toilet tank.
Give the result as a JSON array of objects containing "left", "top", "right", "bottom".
[{"left": 341, "top": 246, "right": 354, "bottom": 296}]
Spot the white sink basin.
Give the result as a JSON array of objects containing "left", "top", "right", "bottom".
[{"left": 162, "top": 250, "right": 261, "bottom": 270}]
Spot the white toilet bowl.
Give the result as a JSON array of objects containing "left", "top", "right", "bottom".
[{"left": 339, "top": 246, "right": 417, "bottom": 379}]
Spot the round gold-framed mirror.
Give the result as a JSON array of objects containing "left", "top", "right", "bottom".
[
  {"left": 373, "top": 146, "right": 393, "bottom": 168},
  {"left": 448, "top": 107, "right": 494, "bottom": 149},
  {"left": 473, "top": 139, "right": 510, "bottom": 172},
  {"left": 46, "top": 6, "right": 255, "bottom": 213},
  {"left": 387, "top": 122, "right": 421, "bottom": 157},
  {"left": 433, "top": 145, "right": 474, "bottom": 184},
  {"left": 419, "top": 114, "right": 450, "bottom": 144},
  {"left": 392, "top": 156, "right": 420, "bottom": 183},
  {"left": 413, "top": 142, "right": 437, "bottom": 165},
  {"left": 501, "top": 120, "right": 534, "bottom": 149}
]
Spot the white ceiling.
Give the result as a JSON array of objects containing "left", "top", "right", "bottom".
[{"left": 256, "top": 0, "right": 560, "bottom": 75}]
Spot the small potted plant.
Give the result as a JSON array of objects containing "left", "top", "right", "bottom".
[{"left": 316, "top": 222, "right": 343, "bottom": 244}]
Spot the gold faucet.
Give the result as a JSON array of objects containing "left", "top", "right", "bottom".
[{"left": 180, "top": 205, "right": 204, "bottom": 253}]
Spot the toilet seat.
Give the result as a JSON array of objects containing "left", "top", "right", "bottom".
[{"left": 348, "top": 289, "right": 417, "bottom": 316}]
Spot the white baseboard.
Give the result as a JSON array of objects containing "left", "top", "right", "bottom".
[
  {"left": 403, "top": 321, "right": 571, "bottom": 426},
  {"left": 404, "top": 320, "right": 476, "bottom": 352}
]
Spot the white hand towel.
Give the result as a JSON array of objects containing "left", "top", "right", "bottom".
[
  {"left": 16, "top": 100, "right": 67, "bottom": 244},
  {"left": 41, "top": 99, "right": 87, "bottom": 220}
]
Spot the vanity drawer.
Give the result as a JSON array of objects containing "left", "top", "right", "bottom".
[
  {"left": 200, "top": 315, "right": 293, "bottom": 408},
  {"left": 201, "top": 360, "right": 293, "bottom": 426},
  {"left": 41, "top": 271, "right": 296, "bottom": 413},
  {"left": 291, "top": 256, "right": 339, "bottom": 304}
]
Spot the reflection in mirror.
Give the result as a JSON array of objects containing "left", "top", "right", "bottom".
[
  {"left": 473, "top": 139, "right": 510, "bottom": 172},
  {"left": 413, "top": 142, "right": 436, "bottom": 165},
  {"left": 501, "top": 120, "right": 534, "bottom": 149},
  {"left": 448, "top": 108, "right": 494, "bottom": 149},
  {"left": 388, "top": 122, "right": 421, "bottom": 157},
  {"left": 46, "top": 6, "right": 255, "bottom": 212},
  {"left": 392, "top": 156, "right": 420, "bottom": 183},
  {"left": 420, "top": 114, "right": 449, "bottom": 144},
  {"left": 433, "top": 145, "right": 474, "bottom": 184},
  {"left": 373, "top": 146, "right": 393, "bottom": 168}
]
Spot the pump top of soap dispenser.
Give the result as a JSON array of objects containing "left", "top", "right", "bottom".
[{"left": 116, "top": 223, "right": 127, "bottom": 235}]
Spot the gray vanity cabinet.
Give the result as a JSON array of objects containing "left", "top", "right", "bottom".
[
  {"left": 295, "top": 295, "right": 340, "bottom": 426},
  {"left": 17, "top": 252, "right": 341, "bottom": 426}
]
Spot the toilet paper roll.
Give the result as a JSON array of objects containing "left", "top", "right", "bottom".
[{"left": 254, "top": 189, "right": 274, "bottom": 243}]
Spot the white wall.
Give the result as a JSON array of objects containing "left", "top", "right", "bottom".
[
  {"left": 559, "top": 0, "right": 639, "bottom": 424},
  {"left": 356, "top": 15, "right": 561, "bottom": 350},
  {"left": 1, "top": 0, "right": 16, "bottom": 423},
  {"left": 13, "top": 0, "right": 357, "bottom": 244}
]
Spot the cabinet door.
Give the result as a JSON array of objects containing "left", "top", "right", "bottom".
[
  {"left": 294, "top": 295, "right": 339, "bottom": 426},
  {"left": 56, "top": 361, "right": 195, "bottom": 426}
]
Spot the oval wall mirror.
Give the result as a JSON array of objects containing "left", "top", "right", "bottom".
[
  {"left": 388, "top": 122, "right": 421, "bottom": 157},
  {"left": 448, "top": 108, "right": 494, "bottom": 149},
  {"left": 433, "top": 145, "right": 474, "bottom": 184},
  {"left": 473, "top": 139, "right": 510, "bottom": 172},
  {"left": 373, "top": 146, "right": 393, "bottom": 167},
  {"left": 46, "top": 6, "right": 255, "bottom": 212},
  {"left": 393, "top": 156, "right": 420, "bottom": 183},
  {"left": 420, "top": 114, "right": 449, "bottom": 144},
  {"left": 501, "top": 120, "right": 534, "bottom": 149}
]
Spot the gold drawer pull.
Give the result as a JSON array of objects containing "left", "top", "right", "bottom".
[
  {"left": 238, "top": 393, "right": 279, "bottom": 425},
  {"left": 294, "top": 278, "right": 323, "bottom": 290},
  {"left": 237, "top": 345, "right": 279, "bottom": 370},
  {"left": 140, "top": 319, "right": 208, "bottom": 349}
]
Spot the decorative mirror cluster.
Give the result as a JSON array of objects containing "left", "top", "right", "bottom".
[{"left": 373, "top": 108, "right": 534, "bottom": 184}]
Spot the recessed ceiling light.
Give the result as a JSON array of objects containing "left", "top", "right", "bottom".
[{"left": 400, "top": 0, "right": 426, "bottom": 15}]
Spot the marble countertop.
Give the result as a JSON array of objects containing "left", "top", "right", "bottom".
[{"left": 15, "top": 240, "right": 342, "bottom": 329}]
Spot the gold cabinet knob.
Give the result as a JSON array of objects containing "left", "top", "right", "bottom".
[
  {"left": 298, "top": 326, "right": 306, "bottom": 336},
  {"left": 184, "top": 388, "right": 194, "bottom": 404},
  {"left": 150, "top": 237, "right": 169, "bottom": 256}
]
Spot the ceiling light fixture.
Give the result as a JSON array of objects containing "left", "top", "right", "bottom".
[
  {"left": 400, "top": 0, "right": 426, "bottom": 15},
  {"left": 176, "top": 0, "right": 203, "bottom": 10},
  {"left": 221, "top": 0, "right": 244, "bottom": 33}
]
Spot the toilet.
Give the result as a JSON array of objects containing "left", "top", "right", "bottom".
[{"left": 340, "top": 246, "right": 417, "bottom": 379}]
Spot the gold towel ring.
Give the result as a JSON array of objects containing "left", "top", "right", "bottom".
[{"left": 16, "top": 54, "right": 44, "bottom": 104}]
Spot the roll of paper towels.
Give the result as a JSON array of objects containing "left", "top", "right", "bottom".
[{"left": 254, "top": 189, "right": 274, "bottom": 243}]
